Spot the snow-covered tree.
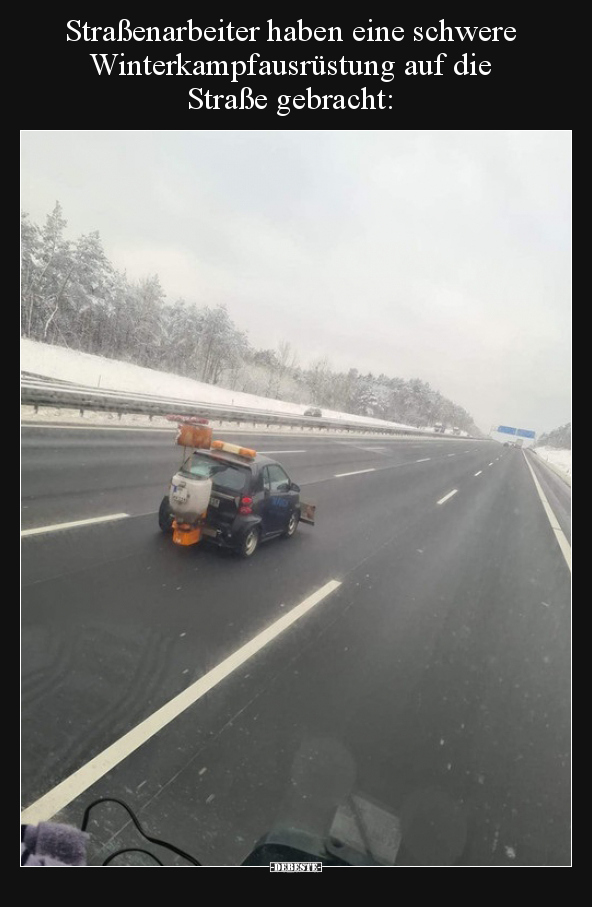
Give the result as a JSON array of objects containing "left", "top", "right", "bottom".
[
  {"left": 20, "top": 203, "right": 481, "bottom": 434},
  {"left": 21, "top": 202, "right": 75, "bottom": 344}
]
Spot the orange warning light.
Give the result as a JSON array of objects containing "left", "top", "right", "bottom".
[{"left": 211, "top": 439, "right": 256, "bottom": 459}]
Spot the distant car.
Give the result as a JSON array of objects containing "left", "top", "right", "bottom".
[
  {"left": 159, "top": 448, "right": 314, "bottom": 558},
  {"left": 304, "top": 407, "right": 322, "bottom": 417}
]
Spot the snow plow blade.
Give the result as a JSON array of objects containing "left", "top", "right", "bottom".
[{"left": 299, "top": 502, "right": 316, "bottom": 526}]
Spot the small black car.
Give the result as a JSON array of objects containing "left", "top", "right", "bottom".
[{"left": 159, "top": 449, "right": 309, "bottom": 557}]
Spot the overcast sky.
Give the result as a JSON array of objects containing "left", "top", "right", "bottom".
[{"left": 20, "top": 130, "right": 571, "bottom": 433}]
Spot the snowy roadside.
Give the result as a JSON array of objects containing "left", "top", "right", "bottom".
[
  {"left": 20, "top": 406, "right": 434, "bottom": 441},
  {"left": 21, "top": 338, "right": 414, "bottom": 432},
  {"left": 532, "top": 446, "right": 572, "bottom": 485}
]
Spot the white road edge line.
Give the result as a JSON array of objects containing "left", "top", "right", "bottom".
[
  {"left": 334, "top": 468, "right": 376, "bottom": 478},
  {"left": 415, "top": 458, "right": 431, "bottom": 463},
  {"left": 21, "top": 513, "right": 130, "bottom": 537},
  {"left": 522, "top": 452, "right": 571, "bottom": 572},
  {"left": 21, "top": 578, "right": 342, "bottom": 823},
  {"left": 474, "top": 471, "right": 483, "bottom": 477},
  {"left": 437, "top": 489, "right": 458, "bottom": 505}
]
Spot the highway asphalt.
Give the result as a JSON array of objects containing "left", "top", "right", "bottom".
[{"left": 21, "top": 427, "right": 571, "bottom": 865}]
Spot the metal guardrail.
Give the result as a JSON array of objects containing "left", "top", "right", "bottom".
[{"left": 21, "top": 373, "right": 477, "bottom": 439}]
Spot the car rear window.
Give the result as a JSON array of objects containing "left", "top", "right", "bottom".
[{"left": 181, "top": 453, "right": 248, "bottom": 493}]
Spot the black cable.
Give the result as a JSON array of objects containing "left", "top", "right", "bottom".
[
  {"left": 103, "top": 848, "right": 164, "bottom": 866},
  {"left": 81, "top": 797, "right": 201, "bottom": 866}
]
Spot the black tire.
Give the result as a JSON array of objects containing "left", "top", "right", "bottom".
[
  {"left": 282, "top": 509, "right": 300, "bottom": 539},
  {"left": 238, "top": 525, "right": 260, "bottom": 558},
  {"left": 158, "top": 495, "right": 174, "bottom": 533}
]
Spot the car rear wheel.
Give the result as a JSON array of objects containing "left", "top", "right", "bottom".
[
  {"left": 158, "top": 496, "right": 174, "bottom": 533},
  {"left": 282, "top": 509, "right": 299, "bottom": 538},
  {"left": 238, "top": 526, "right": 259, "bottom": 558}
]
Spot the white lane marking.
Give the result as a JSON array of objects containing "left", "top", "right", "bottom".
[
  {"left": 447, "top": 453, "right": 455, "bottom": 457},
  {"left": 488, "top": 462, "right": 494, "bottom": 466},
  {"left": 334, "top": 468, "right": 376, "bottom": 478},
  {"left": 21, "top": 513, "right": 129, "bottom": 537},
  {"left": 415, "top": 458, "right": 431, "bottom": 463},
  {"left": 258, "top": 450, "right": 306, "bottom": 454},
  {"left": 437, "top": 489, "right": 458, "bottom": 505},
  {"left": 340, "top": 442, "right": 388, "bottom": 453},
  {"left": 474, "top": 471, "right": 483, "bottom": 477},
  {"left": 21, "top": 578, "right": 342, "bottom": 823},
  {"left": 522, "top": 452, "right": 571, "bottom": 572}
]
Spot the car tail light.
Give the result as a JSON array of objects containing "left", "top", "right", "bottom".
[{"left": 239, "top": 496, "right": 253, "bottom": 515}]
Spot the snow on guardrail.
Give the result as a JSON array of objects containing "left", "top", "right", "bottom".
[
  {"left": 21, "top": 374, "right": 482, "bottom": 440},
  {"left": 21, "top": 375, "right": 422, "bottom": 435}
]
